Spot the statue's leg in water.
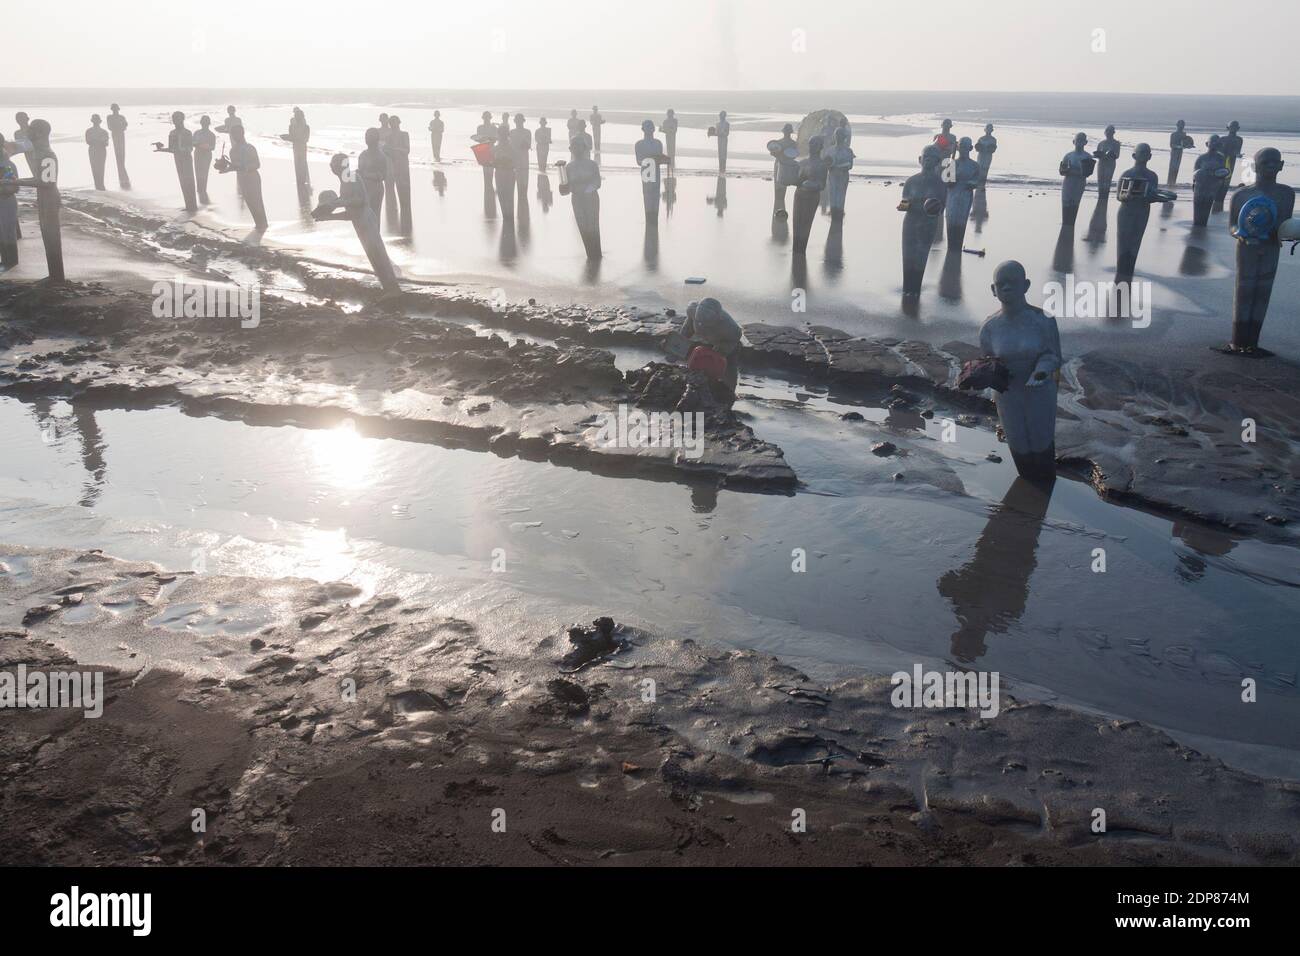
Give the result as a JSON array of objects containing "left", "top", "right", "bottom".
[
  {"left": 642, "top": 178, "right": 660, "bottom": 223},
  {"left": 495, "top": 167, "right": 515, "bottom": 224},
  {"left": 37, "top": 193, "right": 65, "bottom": 281},
  {"left": 828, "top": 169, "right": 848, "bottom": 218},
  {"left": 0, "top": 196, "right": 18, "bottom": 267},
  {"left": 997, "top": 384, "right": 1057, "bottom": 482},
  {"left": 901, "top": 214, "right": 938, "bottom": 296},
  {"left": 175, "top": 154, "right": 198, "bottom": 212},
  {"left": 536, "top": 143, "right": 548, "bottom": 172},
  {"left": 1061, "top": 179, "right": 1084, "bottom": 227},
  {"left": 112, "top": 131, "right": 130, "bottom": 188},
  {"left": 241, "top": 171, "right": 269, "bottom": 229},
  {"left": 773, "top": 181, "right": 787, "bottom": 216},
  {"left": 946, "top": 190, "right": 972, "bottom": 246},
  {"left": 1231, "top": 243, "right": 1280, "bottom": 349},
  {"left": 978, "top": 154, "right": 992, "bottom": 182},
  {"left": 718, "top": 138, "right": 727, "bottom": 173},
  {"left": 1167, "top": 149, "right": 1182, "bottom": 186},
  {"left": 1115, "top": 203, "right": 1150, "bottom": 283},
  {"left": 353, "top": 206, "right": 400, "bottom": 294},
  {"left": 396, "top": 163, "right": 412, "bottom": 234},
  {"left": 89, "top": 147, "right": 107, "bottom": 190},
  {"left": 194, "top": 151, "right": 211, "bottom": 203},
  {"left": 574, "top": 192, "right": 601, "bottom": 259},
  {"left": 791, "top": 187, "right": 818, "bottom": 254},
  {"left": 1215, "top": 157, "right": 1236, "bottom": 211},
  {"left": 1192, "top": 189, "right": 1213, "bottom": 226},
  {"left": 293, "top": 143, "right": 309, "bottom": 189}
]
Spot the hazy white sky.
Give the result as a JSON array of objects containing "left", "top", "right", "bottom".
[{"left": 8, "top": 0, "right": 1299, "bottom": 95}]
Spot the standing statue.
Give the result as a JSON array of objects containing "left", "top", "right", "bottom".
[
  {"left": 535, "top": 117, "right": 551, "bottom": 172},
  {"left": 85, "top": 114, "right": 109, "bottom": 190},
  {"left": 975, "top": 124, "right": 997, "bottom": 182},
  {"left": 509, "top": 114, "right": 531, "bottom": 189},
  {"left": 569, "top": 119, "right": 592, "bottom": 158},
  {"left": 388, "top": 115, "right": 412, "bottom": 234},
  {"left": 566, "top": 109, "right": 582, "bottom": 145},
  {"left": 661, "top": 109, "right": 678, "bottom": 168},
  {"left": 1215, "top": 121, "right": 1244, "bottom": 212},
  {"left": 1093, "top": 125, "right": 1121, "bottom": 198},
  {"left": 898, "top": 145, "right": 947, "bottom": 296},
  {"left": 493, "top": 123, "right": 516, "bottom": 224},
  {"left": 558, "top": 141, "right": 601, "bottom": 259},
  {"left": 1114, "top": 143, "right": 1175, "bottom": 284},
  {"left": 944, "top": 137, "right": 980, "bottom": 246},
  {"left": 635, "top": 120, "right": 666, "bottom": 224},
  {"left": 106, "top": 103, "right": 130, "bottom": 188},
  {"left": 826, "top": 126, "right": 856, "bottom": 218},
  {"left": 428, "top": 110, "right": 444, "bottom": 162},
  {"left": 933, "top": 118, "right": 957, "bottom": 159},
  {"left": 1225, "top": 147, "right": 1295, "bottom": 354},
  {"left": 1059, "top": 132, "right": 1095, "bottom": 227},
  {"left": 791, "top": 135, "right": 830, "bottom": 255},
  {"left": 215, "top": 125, "right": 268, "bottom": 230},
  {"left": 215, "top": 106, "right": 243, "bottom": 134},
  {"left": 312, "top": 153, "right": 400, "bottom": 295},
  {"left": 378, "top": 114, "right": 398, "bottom": 229},
  {"left": 710, "top": 110, "right": 730, "bottom": 173},
  {"left": 193, "top": 115, "right": 215, "bottom": 204},
  {"left": 1191, "top": 135, "right": 1228, "bottom": 227},
  {"left": 978, "top": 261, "right": 1062, "bottom": 482},
  {"left": 590, "top": 106, "right": 604, "bottom": 152},
  {"left": 12, "top": 113, "right": 35, "bottom": 176},
  {"left": 16, "top": 119, "right": 64, "bottom": 280},
  {"left": 767, "top": 123, "right": 799, "bottom": 218},
  {"left": 359, "top": 126, "right": 390, "bottom": 218},
  {"left": 1167, "top": 120, "right": 1193, "bottom": 186},
  {"left": 282, "top": 108, "right": 311, "bottom": 190},
  {"left": 153, "top": 111, "right": 198, "bottom": 213},
  {"left": 0, "top": 136, "right": 19, "bottom": 269}
]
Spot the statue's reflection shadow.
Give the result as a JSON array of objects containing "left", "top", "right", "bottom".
[
  {"left": 938, "top": 246, "right": 963, "bottom": 301},
  {"left": 937, "top": 477, "right": 1054, "bottom": 662},
  {"left": 1051, "top": 225, "right": 1074, "bottom": 275}
]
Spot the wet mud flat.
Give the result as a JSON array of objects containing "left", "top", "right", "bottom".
[{"left": 4, "top": 545, "right": 1300, "bottom": 866}]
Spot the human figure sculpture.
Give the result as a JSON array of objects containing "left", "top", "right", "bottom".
[
  {"left": 558, "top": 141, "right": 601, "bottom": 259},
  {"left": 215, "top": 105, "right": 242, "bottom": 134},
  {"left": 1216, "top": 121, "right": 1244, "bottom": 212},
  {"left": 537, "top": 172, "right": 552, "bottom": 212},
  {"left": 193, "top": 115, "right": 215, "bottom": 204},
  {"left": 106, "top": 103, "right": 130, "bottom": 188},
  {"left": 358, "top": 126, "right": 389, "bottom": 218},
  {"left": 378, "top": 114, "right": 398, "bottom": 229},
  {"left": 712, "top": 110, "right": 730, "bottom": 173},
  {"left": 791, "top": 135, "right": 830, "bottom": 256},
  {"left": 388, "top": 115, "right": 412, "bottom": 234},
  {"left": 0, "top": 136, "right": 19, "bottom": 269},
  {"left": 635, "top": 120, "right": 667, "bottom": 224},
  {"left": 944, "top": 137, "right": 980, "bottom": 247},
  {"left": 428, "top": 111, "right": 444, "bottom": 162},
  {"left": 978, "top": 261, "right": 1062, "bottom": 482},
  {"left": 509, "top": 114, "right": 532, "bottom": 194},
  {"left": 153, "top": 111, "right": 198, "bottom": 212},
  {"left": 1115, "top": 143, "right": 1175, "bottom": 284},
  {"left": 215, "top": 125, "right": 268, "bottom": 230},
  {"left": 1059, "top": 132, "right": 1095, "bottom": 227},
  {"left": 933, "top": 118, "right": 957, "bottom": 159},
  {"left": 826, "top": 126, "right": 855, "bottom": 218},
  {"left": 312, "top": 153, "right": 400, "bottom": 295},
  {"left": 1191, "top": 135, "right": 1228, "bottom": 227},
  {"left": 535, "top": 117, "right": 551, "bottom": 171},
  {"left": 569, "top": 119, "right": 592, "bottom": 158},
  {"left": 590, "top": 106, "right": 604, "bottom": 152},
  {"left": 566, "top": 109, "right": 581, "bottom": 145},
  {"left": 1093, "top": 125, "right": 1121, "bottom": 198},
  {"left": 767, "top": 123, "right": 799, "bottom": 218},
  {"left": 474, "top": 111, "right": 497, "bottom": 195},
  {"left": 12, "top": 113, "right": 35, "bottom": 177},
  {"left": 1166, "top": 120, "right": 1193, "bottom": 186},
  {"left": 85, "top": 114, "right": 109, "bottom": 190},
  {"left": 898, "top": 145, "right": 947, "bottom": 296},
  {"left": 975, "top": 123, "right": 997, "bottom": 182},
  {"left": 680, "top": 297, "right": 743, "bottom": 396},
  {"left": 282, "top": 108, "right": 310, "bottom": 190},
  {"left": 493, "top": 123, "right": 516, "bottom": 224},
  {"left": 16, "top": 119, "right": 64, "bottom": 280},
  {"left": 1226, "top": 147, "right": 1294, "bottom": 354},
  {"left": 661, "top": 109, "right": 678, "bottom": 167}
]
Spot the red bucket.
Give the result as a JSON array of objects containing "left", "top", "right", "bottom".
[
  {"left": 471, "top": 141, "right": 494, "bottom": 166},
  {"left": 687, "top": 346, "right": 728, "bottom": 383}
]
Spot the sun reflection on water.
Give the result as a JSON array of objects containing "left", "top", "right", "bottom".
[{"left": 308, "top": 418, "right": 375, "bottom": 491}]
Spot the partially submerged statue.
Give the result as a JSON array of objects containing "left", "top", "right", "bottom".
[
  {"left": 193, "top": 115, "right": 216, "bottom": 204},
  {"left": 312, "top": 153, "right": 400, "bottom": 294},
  {"left": 388, "top": 115, "right": 412, "bottom": 234},
  {"left": 1093, "top": 125, "right": 1121, "bottom": 197},
  {"left": 106, "top": 104, "right": 130, "bottom": 188},
  {"left": 767, "top": 123, "right": 799, "bottom": 218},
  {"left": 978, "top": 260, "right": 1062, "bottom": 481},
  {"left": 215, "top": 124, "right": 268, "bottom": 230},
  {"left": 944, "top": 136, "right": 980, "bottom": 246},
  {"left": 1115, "top": 143, "right": 1175, "bottom": 283},
  {"left": 535, "top": 117, "right": 551, "bottom": 171},
  {"left": 826, "top": 126, "right": 855, "bottom": 217},
  {"left": 1167, "top": 120, "right": 1193, "bottom": 185},
  {"left": 898, "top": 145, "right": 947, "bottom": 296},
  {"left": 661, "top": 109, "right": 678, "bottom": 166},
  {"left": 975, "top": 124, "right": 997, "bottom": 181},
  {"left": 510, "top": 114, "right": 532, "bottom": 190},
  {"left": 283, "top": 107, "right": 310, "bottom": 190},
  {"left": 590, "top": 106, "right": 604, "bottom": 151},
  {"left": 1059, "top": 132, "right": 1095, "bottom": 227},
  {"left": 85, "top": 114, "right": 109, "bottom": 190},
  {"left": 791, "top": 134, "right": 830, "bottom": 255},
  {"left": 1216, "top": 121, "right": 1244, "bottom": 212},
  {"left": 1191, "top": 134, "right": 1227, "bottom": 227},
  {"left": 559, "top": 141, "right": 601, "bottom": 259},
  {"left": 1226, "top": 147, "right": 1294, "bottom": 353},
  {"left": 712, "top": 110, "right": 730, "bottom": 173},
  {"left": 428, "top": 110, "right": 444, "bottom": 162},
  {"left": 154, "top": 111, "right": 198, "bottom": 212},
  {"left": 474, "top": 111, "right": 496, "bottom": 193},
  {"left": 635, "top": 119, "right": 666, "bottom": 223}
]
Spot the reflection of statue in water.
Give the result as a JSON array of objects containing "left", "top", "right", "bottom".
[
  {"left": 0, "top": 138, "right": 19, "bottom": 269},
  {"left": 1191, "top": 135, "right": 1227, "bottom": 227},
  {"left": 1215, "top": 121, "right": 1244, "bottom": 213},
  {"left": 193, "top": 115, "right": 215, "bottom": 204},
  {"left": 898, "top": 145, "right": 946, "bottom": 296},
  {"left": 635, "top": 120, "right": 667, "bottom": 224},
  {"left": 978, "top": 261, "right": 1062, "bottom": 481},
  {"left": 791, "top": 135, "right": 830, "bottom": 255},
  {"left": 1224, "top": 147, "right": 1294, "bottom": 354},
  {"left": 215, "top": 125, "right": 268, "bottom": 230},
  {"left": 709, "top": 175, "right": 728, "bottom": 217},
  {"left": 153, "top": 111, "right": 198, "bottom": 212},
  {"left": 428, "top": 110, "right": 444, "bottom": 162},
  {"left": 17, "top": 119, "right": 64, "bottom": 280},
  {"left": 493, "top": 123, "right": 516, "bottom": 224},
  {"left": 1115, "top": 143, "right": 1175, "bottom": 283},
  {"left": 767, "top": 123, "right": 799, "bottom": 218},
  {"left": 1059, "top": 132, "right": 1095, "bottom": 227},
  {"left": 535, "top": 117, "right": 551, "bottom": 171},
  {"left": 282, "top": 107, "right": 311, "bottom": 190},
  {"left": 971, "top": 184, "right": 988, "bottom": 234},
  {"left": 1093, "top": 125, "right": 1121, "bottom": 197},
  {"left": 938, "top": 477, "right": 1054, "bottom": 662},
  {"left": 106, "top": 103, "right": 130, "bottom": 188},
  {"left": 85, "top": 114, "right": 109, "bottom": 190},
  {"left": 537, "top": 172, "right": 552, "bottom": 212},
  {"left": 974, "top": 123, "right": 997, "bottom": 182},
  {"left": 661, "top": 109, "right": 678, "bottom": 167},
  {"left": 312, "top": 153, "right": 400, "bottom": 295},
  {"left": 558, "top": 141, "right": 601, "bottom": 259},
  {"left": 711, "top": 110, "right": 730, "bottom": 172},
  {"left": 432, "top": 169, "right": 447, "bottom": 197},
  {"left": 358, "top": 126, "right": 389, "bottom": 218},
  {"left": 826, "top": 126, "right": 855, "bottom": 218},
  {"left": 388, "top": 115, "right": 412, "bottom": 234},
  {"left": 1166, "top": 120, "right": 1193, "bottom": 185},
  {"left": 944, "top": 136, "right": 980, "bottom": 246},
  {"left": 590, "top": 105, "right": 604, "bottom": 152}
]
